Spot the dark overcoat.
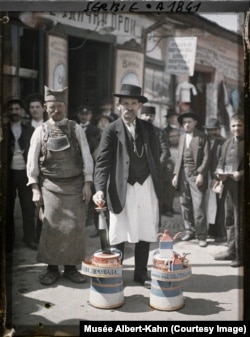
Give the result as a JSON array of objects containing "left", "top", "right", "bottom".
[{"left": 94, "top": 117, "right": 162, "bottom": 214}]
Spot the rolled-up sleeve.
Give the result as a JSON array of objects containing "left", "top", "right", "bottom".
[
  {"left": 26, "top": 126, "right": 42, "bottom": 185},
  {"left": 75, "top": 123, "right": 94, "bottom": 182}
]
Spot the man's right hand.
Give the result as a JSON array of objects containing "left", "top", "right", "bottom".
[
  {"left": 31, "top": 184, "right": 43, "bottom": 207},
  {"left": 172, "top": 175, "right": 177, "bottom": 188},
  {"left": 92, "top": 191, "right": 105, "bottom": 207}
]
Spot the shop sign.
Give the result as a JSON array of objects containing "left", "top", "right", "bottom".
[
  {"left": 47, "top": 33, "right": 68, "bottom": 90},
  {"left": 114, "top": 49, "right": 144, "bottom": 93},
  {"left": 44, "top": 12, "right": 138, "bottom": 38},
  {"left": 166, "top": 37, "right": 197, "bottom": 76}
]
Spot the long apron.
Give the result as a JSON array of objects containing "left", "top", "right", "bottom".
[{"left": 37, "top": 175, "right": 86, "bottom": 265}]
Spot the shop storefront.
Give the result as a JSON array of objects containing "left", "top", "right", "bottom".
[{"left": 1, "top": 11, "right": 244, "bottom": 130}]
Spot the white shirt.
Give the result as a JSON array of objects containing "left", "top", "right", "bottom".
[
  {"left": 26, "top": 118, "right": 94, "bottom": 185},
  {"left": 125, "top": 119, "right": 136, "bottom": 139},
  {"left": 185, "top": 132, "right": 193, "bottom": 148},
  {"left": 10, "top": 121, "right": 26, "bottom": 170},
  {"left": 31, "top": 119, "right": 43, "bottom": 129}
]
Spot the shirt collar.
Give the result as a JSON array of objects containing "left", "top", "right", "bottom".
[
  {"left": 123, "top": 118, "right": 136, "bottom": 127},
  {"left": 49, "top": 117, "right": 67, "bottom": 126}
]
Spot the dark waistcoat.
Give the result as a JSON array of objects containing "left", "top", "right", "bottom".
[{"left": 125, "top": 126, "right": 150, "bottom": 185}]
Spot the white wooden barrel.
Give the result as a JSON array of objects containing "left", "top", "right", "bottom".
[
  {"left": 150, "top": 266, "right": 192, "bottom": 311},
  {"left": 89, "top": 276, "right": 124, "bottom": 309},
  {"left": 82, "top": 256, "right": 124, "bottom": 309}
]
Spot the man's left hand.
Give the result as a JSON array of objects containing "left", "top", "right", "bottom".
[
  {"left": 82, "top": 181, "right": 92, "bottom": 204},
  {"left": 196, "top": 173, "right": 204, "bottom": 187}
]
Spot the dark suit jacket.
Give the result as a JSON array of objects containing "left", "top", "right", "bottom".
[
  {"left": 94, "top": 117, "right": 162, "bottom": 214},
  {"left": 152, "top": 125, "right": 171, "bottom": 167},
  {"left": 7, "top": 122, "right": 35, "bottom": 167},
  {"left": 173, "top": 128, "right": 210, "bottom": 190},
  {"left": 209, "top": 137, "right": 225, "bottom": 177},
  {"left": 81, "top": 123, "right": 101, "bottom": 156},
  {"left": 216, "top": 137, "right": 244, "bottom": 172}
]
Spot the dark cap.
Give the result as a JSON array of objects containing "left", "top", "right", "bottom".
[
  {"left": 204, "top": 118, "right": 221, "bottom": 129},
  {"left": 177, "top": 110, "right": 199, "bottom": 124},
  {"left": 165, "top": 108, "right": 179, "bottom": 118},
  {"left": 113, "top": 84, "right": 148, "bottom": 103},
  {"left": 44, "top": 86, "right": 67, "bottom": 103},
  {"left": 77, "top": 105, "right": 92, "bottom": 114},
  {"left": 140, "top": 106, "right": 156, "bottom": 115}
]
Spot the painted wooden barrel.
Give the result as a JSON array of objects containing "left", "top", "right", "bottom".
[
  {"left": 82, "top": 260, "right": 124, "bottom": 309},
  {"left": 89, "top": 276, "right": 124, "bottom": 309},
  {"left": 150, "top": 266, "right": 192, "bottom": 311}
]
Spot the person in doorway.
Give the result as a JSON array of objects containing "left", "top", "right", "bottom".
[
  {"left": 26, "top": 93, "right": 48, "bottom": 242},
  {"left": 92, "top": 84, "right": 162, "bottom": 287},
  {"left": 172, "top": 110, "right": 210, "bottom": 247},
  {"left": 5, "top": 98, "right": 37, "bottom": 252},
  {"left": 98, "top": 96, "right": 118, "bottom": 121},
  {"left": 214, "top": 113, "right": 244, "bottom": 267},
  {"left": 26, "top": 86, "right": 93, "bottom": 285}
]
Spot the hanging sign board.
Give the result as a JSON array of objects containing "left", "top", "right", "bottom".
[
  {"left": 47, "top": 33, "right": 68, "bottom": 90},
  {"left": 166, "top": 37, "right": 197, "bottom": 76},
  {"left": 115, "top": 48, "right": 144, "bottom": 93}
]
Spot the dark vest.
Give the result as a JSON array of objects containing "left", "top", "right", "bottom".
[
  {"left": 125, "top": 125, "right": 150, "bottom": 185},
  {"left": 182, "top": 142, "right": 195, "bottom": 172},
  {"left": 224, "top": 138, "right": 239, "bottom": 172}
]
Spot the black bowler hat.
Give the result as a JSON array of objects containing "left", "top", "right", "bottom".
[
  {"left": 177, "top": 110, "right": 199, "bottom": 125},
  {"left": 140, "top": 105, "right": 155, "bottom": 115},
  {"left": 204, "top": 118, "right": 221, "bottom": 129},
  {"left": 113, "top": 84, "right": 148, "bottom": 103}
]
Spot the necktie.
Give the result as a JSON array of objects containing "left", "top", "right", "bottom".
[{"left": 127, "top": 123, "right": 135, "bottom": 139}]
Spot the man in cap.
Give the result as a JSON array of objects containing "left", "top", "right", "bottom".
[
  {"left": 204, "top": 118, "right": 226, "bottom": 241},
  {"left": 76, "top": 105, "right": 100, "bottom": 156},
  {"left": 5, "top": 98, "right": 37, "bottom": 251},
  {"left": 76, "top": 105, "right": 101, "bottom": 237},
  {"left": 92, "top": 84, "right": 162, "bottom": 287},
  {"left": 172, "top": 110, "right": 210, "bottom": 247},
  {"left": 26, "top": 86, "right": 93, "bottom": 285}
]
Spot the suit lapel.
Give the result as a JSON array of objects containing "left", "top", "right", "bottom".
[{"left": 115, "top": 118, "right": 127, "bottom": 147}]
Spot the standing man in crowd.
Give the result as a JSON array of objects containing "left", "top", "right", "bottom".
[
  {"left": 26, "top": 86, "right": 93, "bottom": 286},
  {"left": 6, "top": 98, "right": 37, "bottom": 252},
  {"left": 214, "top": 113, "right": 244, "bottom": 267},
  {"left": 26, "top": 93, "right": 48, "bottom": 242},
  {"left": 76, "top": 105, "right": 101, "bottom": 236},
  {"left": 26, "top": 93, "right": 48, "bottom": 129},
  {"left": 92, "top": 84, "right": 162, "bottom": 287},
  {"left": 172, "top": 110, "right": 210, "bottom": 247},
  {"left": 204, "top": 118, "right": 226, "bottom": 242}
]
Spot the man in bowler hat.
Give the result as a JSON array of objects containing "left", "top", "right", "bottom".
[
  {"left": 92, "top": 84, "right": 162, "bottom": 287},
  {"left": 172, "top": 110, "right": 210, "bottom": 247}
]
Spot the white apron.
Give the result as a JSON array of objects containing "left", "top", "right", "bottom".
[{"left": 109, "top": 175, "right": 159, "bottom": 245}]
